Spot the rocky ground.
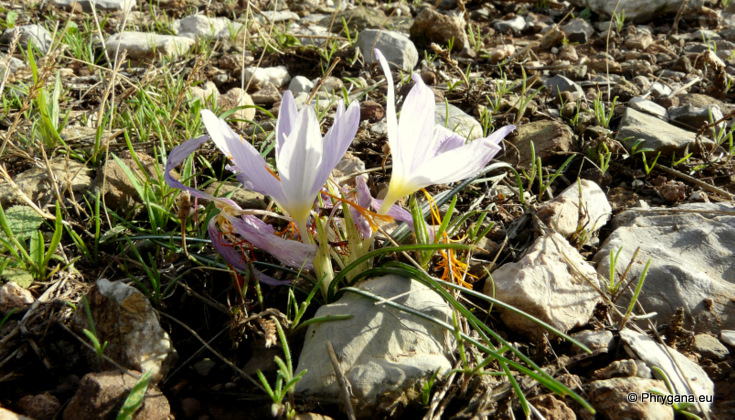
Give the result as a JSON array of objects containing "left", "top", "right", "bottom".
[{"left": 1, "top": 0, "right": 735, "bottom": 419}]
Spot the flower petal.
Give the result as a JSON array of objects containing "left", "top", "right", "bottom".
[
  {"left": 411, "top": 125, "right": 515, "bottom": 188},
  {"left": 165, "top": 135, "right": 238, "bottom": 207},
  {"left": 313, "top": 100, "right": 360, "bottom": 194},
  {"left": 276, "top": 91, "right": 298, "bottom": 157},
  {"left": 222, "top": 212, "right": 316, "bottom": 269},
  {"left": 221, "top": 122, "right": 287, "bottom": 205},
  {"left": 432, "top": 125, "right": 467, "bottom": 156},
  {"left": 374, "top": 49, "right": 399, "bottom": 159},
  {"left": 276, "top": 106, "right": 324, "bottom": 228},
  {"left": 397, "top": 73, "right": 437, "bottom": 174},
  {"left": 208, "top": 216, "right": 291, "bottom": 286},
  {"left": 201, "top": 109, "right": 237, "bottom": 163}
]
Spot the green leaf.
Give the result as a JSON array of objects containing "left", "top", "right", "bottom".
[
  {"left": 2, "top": 266, "right": 34, "bottom": 288},
  {"left": 116, "top": 371, "right": 152, "bottom": 420},
  {"left": 0, "top": 205, "right": 44, "bottom": 242}
]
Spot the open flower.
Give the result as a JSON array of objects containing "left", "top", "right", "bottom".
[
  {"left": 165, "top": 136, "right": 317, "bottom": 284},
  {"left": 373, "top": 49, "right": 516, "bottom": 214},
  {"left": 202, "top": 91, "right": 360, "bottom": 238},
  {"left": 164, "top": 94, "right": 360, "bottom": 282}
]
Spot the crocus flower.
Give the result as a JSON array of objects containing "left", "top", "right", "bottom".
[
  {"left": 165, "top": 136, "right": 317, "bottom": 284},
  {"left": 164, "top": 94, "right": 360, "bottom": 283},
  {"left": 202, "top": 91, "right": 360, "bottom": 239},
  {"left": 373, "top": 49, "right": 516, "bottom": 214}
]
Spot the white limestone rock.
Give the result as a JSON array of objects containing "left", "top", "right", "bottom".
[
  {"left": 616, "top": 107, "right": 714, "bottom": 154},
  {"left": 74, "top": 279, "right": 177, "bottom": 382},
  {"left": 243, "top": 65, "right": 291, "bottom": 90},
  {"left": 484, "top": 233, "right": 602, "bottom": 339},
  {"left": 593, "top": 203, "right": 735, "bottom": 332},
  {"left": 570, "top": 0, "right": 704, "bottom": 23},
  {"left": 173, "top": 15, "right": 234, "bottom": 40},
  {"left": 52, "top": 0, "right": 135, "bottom": 13},
  {"left": 295, "top": 275, "right": 455, "bottom": 411},
  {"left": 536, "top": 179, "right": 612, "bottom": 238},
  {"left": 621, "top": 328, "right": 714, "bottom": 414},
  {"left": 1, "top": 25, "right": 52, "bottom": 53},
  {"left": 105, "top": 31, "right": 194, "bottom": 60},
  {"left": 434, "top": 103, "right": 484, "bottom": 141},
  {"left": 357, "top": 29, "right": 418, "bottom": 71}
]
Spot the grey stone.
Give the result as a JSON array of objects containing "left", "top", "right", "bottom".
[
  {"left": 188, "top": 81, "right": 219, "bottom": 105},
  {"left": 571, "top": 329, "right": 614, "bottom": 353},
  {"left": 692, "top": 334, "right": 730, "bottom": 360},
  {"left": 544, "top": 75, "right": 584, "bottom": 97},
  {"left": 74, "top": 279, "right": 177, "bottom": 382},
  {"left": 625, "top": 32, "right": 654, "bottom": 50},
  {"left": 483, "top": 233, "right": 601, "bottom": 340},
  {"left": 105, "top": 31, "right": 194, "bottom": 60},
  {"left": 504, "top": 120, "right": 574, "bottom": 167},
  {"left": 536, "top": 179, "right": 612, "bottom": 238},
  {"left": 0, "top": 53, "right": 26, "bottom": 79},
  {"left": 326, "top": 7, "right": 388, "bottom": 32},
  {"left": 0, "top": 282, "right": 34, "bottom": 313},
  {"left": 250, "top": 83, "right": 281, "bottom": 106},
  {"left": 257, "top": 10, "right": 300, "bottom": 22},
  {"left": 1, "top": 25, "right": 52, "bottom": 53},
  {"left": 588, "top": 378, "right": 674, "bottom": 420},
  {"left": 295, "top": 275, "right": 455, "bottom": 410},
  {"left": 668, "top": 104, "right": 725, "bottom": 130},
  {"left": 620, "top": 328, "right": 714, "bottom": 413},
  {"left": 629, "top": 97, "right": 667, "bottom": 118},
  {"left": 357, "top": 29, "right": 418, "bottom": 72},
  {"left": 434, "top": 103, "right": 483, "bottom": 141},
  {"left": 594, "top": 359, "right": 651, "bottom": 379},
  {"left": 288, "top": 75, "right": 315, "bottom": 96},
  {"left": 217, "top": 88, "right": 255, "bottom": 126},
  {"left": 410, "top": 7, "right": 467, "bottom": 52},
  {"left": 721, "top": 330, "right": 735, "bottom": 347},
  {"left": 0, "top": 158, "right": 93, "bottom": 208},
  {"left": 52, "top": 0, "right": 135, "bottom": 13},
  {"left": 290, "top": 23, "right": 330, "bottom": 47},
  {"left": 649, "top": 81, "right": 673, "bottom": 98},
  {"left": 562, "top": 18, "right": 595, "bottom": 44},
  {"left": 317, "top": 76, "right": 343, "bottom": 94},
  {"left": 493, "top": 16, "right": 526, "bottom": 34},
  {"left": 593, "top": 203, "right": 735, "bottom": 332},
  {"left": 63, "top": 371, "right": 170, "bottom": 420},
  {"left": 570, "top": 0, "right": 704, "bottom": 23},
  {"left": 243, "top": 66, "right": 290, "bottom": 90},
  {"left": 193, "top": 358, "right": 216, "bottom": 376},
  {"left": 173, "top": 15, "right": 234, "bottom": 40},
  {"left": 616, "top": 107, "right": 713, "bottom": 154}
]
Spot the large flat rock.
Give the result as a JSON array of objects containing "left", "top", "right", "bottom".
[
  {"left": 616, "top": 107, "right": 713, "bottom": 154},
  {"left": 295, "top": 275, "right": 454, "bottom": 412},
  {"left": 593, "top": 203, "right": 735, "bottom": 332}
]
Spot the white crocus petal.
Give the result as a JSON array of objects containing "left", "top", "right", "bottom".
[
  {"left": 275, "top": 91, "right": 299, "bottom": 155},
  {"left": 374, "top": 49, "right": 399, "bottom": 156},
  {"left": 277, "top": 106, "right": 324, "bottom": 233},
  {"left": 397, "top": 73, "right": 436, "bottom": 173},
  {"left": 412, "top": 137, "right": 502, "bottom": 187},
  {"left": 219, "top": 122, "right": 288, "bottom": 205},
  {"left": 201, "top": 109, "right": 236, "bottom": 163},
  {"left": 313, "top": 100, "right": 361, "bottom": 190},
  {"left": 374, "top": 48, "right": 516, "bottom": 215}
]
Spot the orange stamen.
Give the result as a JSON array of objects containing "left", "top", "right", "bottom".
[
  {"left": 321, "top": 190, "right": 394, "bottom": 233},
  {"left": 421, "top": 189, "right": 475, "bottom": 289}
]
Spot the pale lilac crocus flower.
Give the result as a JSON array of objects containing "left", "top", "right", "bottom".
[
  {"left": 165, "top": 93, "right": 360, "bottom": 283},
  {"left": 202, "top": 91, "right": 360, "bottom": 240},
  {"left": 373, "top": 49, "right": 516, "bottom": 215}
]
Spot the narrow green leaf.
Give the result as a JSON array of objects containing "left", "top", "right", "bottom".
[{"left": 116, "top": 371, "right": 152, "bottom": 420}]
